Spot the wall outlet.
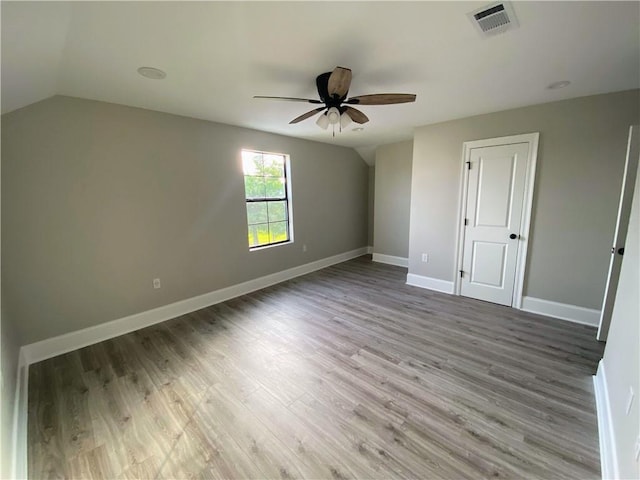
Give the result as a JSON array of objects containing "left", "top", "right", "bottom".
[
  {"left": 626, "top": 386, "right": 634, "bottom": 416},
  {"left": 153, "top": 278, "right": 161, "bottom": 289},
  {"left": 421, "top": 253, "right": 429, "bottom": 263},
  {"left": 303, "top": 244, "right": 307, "bottom": 252}
]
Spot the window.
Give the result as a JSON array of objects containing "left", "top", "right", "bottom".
[{"left": 242, "top": 149, "right": 292, "bottom": 249}]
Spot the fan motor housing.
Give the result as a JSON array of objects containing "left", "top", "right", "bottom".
[{"left": 316, "top": 72, "right": 346, "bottom": 107}]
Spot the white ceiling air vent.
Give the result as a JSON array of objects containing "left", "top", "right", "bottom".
[{"left": 468, "top": 2, "right": 519, "bottom": 37}]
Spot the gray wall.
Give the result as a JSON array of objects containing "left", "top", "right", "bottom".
[
  {"left": 601, "top": 159, "right": 639, "bottom": 479},
  {"left": 373, "top": 141, "right": 413, "bottom": 258},
  {"left": 2, "top": 96, "right": 369, "bottom": 344},
  {"left": 408, "top": 89, "right": 640, "bottom": 309}
]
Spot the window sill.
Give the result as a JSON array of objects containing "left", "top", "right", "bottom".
[{"left": 249, "top": 240, "right": 293, "bottom": 252}]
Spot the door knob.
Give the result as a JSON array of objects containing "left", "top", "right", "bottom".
[{"left": 509, "top": 233, "right": 518, "bottom": 239}]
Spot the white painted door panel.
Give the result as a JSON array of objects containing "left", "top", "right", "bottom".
[
  {"left": 461, "top": 143, "right": 530, "bottom": 306},
  {"left": 470, "top": 241, "right": 507, "bottom": 287},
  {"left": 598, "top": 125, "right": 639, "bottom": 341}
]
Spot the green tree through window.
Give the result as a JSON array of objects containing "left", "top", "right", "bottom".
[{"left": 242, "top": 150, "right": 292, "bottom": 248}]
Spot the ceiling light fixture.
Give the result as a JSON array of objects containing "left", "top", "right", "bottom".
[
  {"left": 316, "top": 107, "right": 348, "bottom": 137},
  {"left": 547, "top": 80, "right": 571, "bottom": 90},
  {"left": 353, "top": 127, "right": 364, "bottom": 132},
  {"left": 316, "top": 112, "right": 330, "bottom": 130},
  {"left": 340, "top": 111, "right": 352, "bottom": 129},
  {"left": 137, "top": 67, "right": 166, "bottom": 80},
  {"left": 255, "top": 66, "right": 416, "bottom": 133},
  {"left": 327, "top": 107, "right": 341, "bottom": 124}
]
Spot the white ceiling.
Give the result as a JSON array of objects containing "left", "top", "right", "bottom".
[{"left": 2, "top": 1, "right": 639, "bottom": 159}]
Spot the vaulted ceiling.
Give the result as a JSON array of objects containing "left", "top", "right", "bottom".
[{"left": 2, "top": 1, "right": 639, "bottom": 154}]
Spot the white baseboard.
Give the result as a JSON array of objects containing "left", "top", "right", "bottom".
[
  {"left": 406, "top": 273, "right": 455, "bottom": 294},
  {"left": 593, "top": 360, "right": 618, "bottom": 480},
  {"left": 22, "top": 247, "right": 369, "bottom": 365},
  {"left": 521, "top": 296, "right": 600, "bottom": 327},
  {"left": 11, "top": 349, "right": 28, "bottom": 479},
  {"left": 372, "top": 253, "right": 408, "bottom": 268},
  {"left": 366, "top": 246, "right": 373, "bottom": 254}
]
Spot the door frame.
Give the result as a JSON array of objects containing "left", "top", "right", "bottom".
[{"left": 453, "top": 132, "right": 540, "bottom": 309}]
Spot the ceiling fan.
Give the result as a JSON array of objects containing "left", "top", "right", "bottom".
[{"left": 254, "top": 66, "right": 416, "bottom": 133}]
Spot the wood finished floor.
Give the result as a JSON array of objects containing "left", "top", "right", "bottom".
[{"left": 28, "top": 255, "right": 605, "bottom": 479}]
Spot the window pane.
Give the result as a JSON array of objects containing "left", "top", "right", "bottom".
[
  {"left": 242, "top": 149, "right": 291, "bottom": 250},
  {"left": 267, "top": 201, "right": 287, "bottom": 222},
  {"left": 244, "top": 176, "right": 266, "bottom": 199},
  {"left": 248, "top": 224, "right": 259, "bottom": 247},
  {"left": 242, "top": 151, "right": 264, "bottom": 176},
  {"left": 247, "top": 202, "right": 268, "bottom": 224},
  {"left": 269, "top": 221, "right": 288, "bottom": 243},
  {"left": 265, "top": 177, "right": 285, "bottom": 198},
  {"left": 248, "top": 223, "right": 270, "bottom": 247},
  {"left": 263, "top": 155, "right": 285, "bottom": 177}
]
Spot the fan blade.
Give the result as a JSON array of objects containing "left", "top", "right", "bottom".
[
  {"left": 344, "top": 107, "right": 369, "bottom": 124},
  {"left": 346, "top": 94, "right": 416, "bottom": 105},
  {"left": 254, "top": 96, "right": 322, "bottom": 104},
  {"left": 289, "top": 107, "right": 326, "bottom": 124},
  {"left": 327, "top": 67, "right": 352, "bottom": 99}
]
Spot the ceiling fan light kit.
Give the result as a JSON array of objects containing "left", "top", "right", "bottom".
[
  {"left": 255, "top": 66, "right": 416, "bottom": 135},
  {"left": 340, "top": 111, "right": 352, "bottom": 129},
  {"left": 326, "top": 107, "right": 340, "bottom": 125},
  {"left": 316, "top": 112, "right": 330, "bottom": 129},
  {"left": 316, "top": 107, "right": 352, "bottom": 136}
]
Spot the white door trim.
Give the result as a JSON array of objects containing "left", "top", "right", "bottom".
[{"left": 454, "top": 132, "right": 539, "bottom": 309}]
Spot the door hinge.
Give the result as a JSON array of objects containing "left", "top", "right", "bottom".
[
  {"left": 466, "top": 161, "right": 471, "bottom": 170},
  {"left": 459, "top": 270, "right": 464, "bottom": 278},
  {"left": 464, "top": 218, "right": 468, "bottom": 226}
]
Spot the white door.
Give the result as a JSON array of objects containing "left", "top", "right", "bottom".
[
  {"left": 460, "top": 142, "right": 531, "bottom": 306},
  {"left": 597, "top": 125, "right": 640, "bottom": 341}
]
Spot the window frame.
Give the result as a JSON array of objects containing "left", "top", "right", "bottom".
[{"left": 241, "top": 149, "right": 294, "bottom": 251}]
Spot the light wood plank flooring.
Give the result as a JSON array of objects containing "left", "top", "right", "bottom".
[{"left": 28, "top": 255, "right": 604, "bottom": 479}]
